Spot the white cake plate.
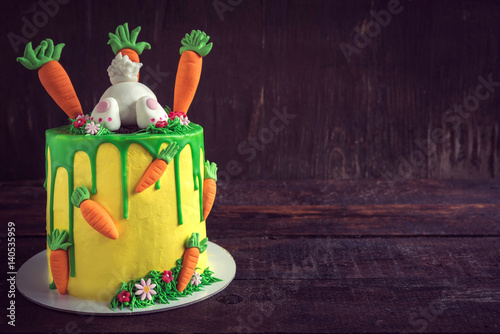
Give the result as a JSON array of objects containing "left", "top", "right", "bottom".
[{"left": 17, "top": 241, "right": 235, "bottom": 316}]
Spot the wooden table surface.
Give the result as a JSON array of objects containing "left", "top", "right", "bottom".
[{"left": 1, "top": 179, "right": 499, "bottom": 333}]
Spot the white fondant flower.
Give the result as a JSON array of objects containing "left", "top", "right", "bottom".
[
  {"left": 76, "top": 114, "right": 90, "bottom": 121},
  {"left": 85, "top": 121, "right": 100, "bottom": 135},
  {"left": 190, "top": 271, "right": 201, "bottom": 286},
  {"left": 134, "top": 278, "right": 157, "bottom": 301},
  {"left": 179, "top": 115, "right": 190, "bottom": 126}
]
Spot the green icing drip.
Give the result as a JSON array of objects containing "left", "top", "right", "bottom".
[
  {"left": 67, "top": 173, "right": 75, "bottom": 277},
  {"left": 44, "top": 143, "right": 48, "bottom": 189},
  {"left": 118, "top": 142, "right": 130, "bottom": 219},
  {"left": 47, "top": 139, "right": 76, "bottom": 276},
  {"left": 173, "top": 154, "right": 183, "bottom": 225},
  {"left": 155, "top": 179, "right": 161, "bottom": 190},
  {"left": 46, "top": 124, "right": 204, "bottom": 275},
  {"left": 90, "top": 152, "right": 97, "bottom": 195}
]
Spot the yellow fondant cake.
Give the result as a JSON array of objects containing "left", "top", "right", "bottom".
[
  {"left": 16, "top": 22, "right": 220, "bottom": 309},
  {"left": 45, "top": 127, "right": 208, "bottom": 301}
]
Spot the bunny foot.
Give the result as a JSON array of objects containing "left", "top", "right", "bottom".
[
  {"left": 136, "top": 97, "right": 168, "bottom": 128},
  {"left": 90, "top": 98, "right": 121, "bottom": 131}
]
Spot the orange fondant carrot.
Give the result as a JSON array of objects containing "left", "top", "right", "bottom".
[
  {"left": 47, "top": 229, "right": 72, "bottom": 295},
  {"left": 118, "top": 48, "right": 139, "bottom": 63},
  {"left": 108, "top": 23, "right": 151, "bottom": 80},
  {"left": 136, "top": 142, "right": 179, "bottom": 193},
  {"left": 203, "top": 161, "right": 218, "bottom": 221},
  {"left": 71, "top": 186, "right": 119, "bottom": 240},
  {"left": 173, "top": 30, "right": 213, "bottom": 114},
  {"left": 17, "top": 39, "right": 83, "bottom": 119},
  {"left": 177, "top": 233, "right": 208, "bottom": 293}
]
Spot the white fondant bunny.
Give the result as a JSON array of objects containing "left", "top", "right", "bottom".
[{"left": 90, "top": 53, "right": 167, "bottom": 131}]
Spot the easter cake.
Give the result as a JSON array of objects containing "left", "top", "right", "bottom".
[{"left": 17, "top": 24, "right": 221, "bottom": 310}]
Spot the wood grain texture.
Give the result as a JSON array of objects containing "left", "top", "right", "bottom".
[
  {"left": 3, "top": 179, "right": 499, "bottom": 237},
  {"left": 2, "top": 0, "right": 500, "bottom": 181},
  {"left": 2, "top": 236, "right": 499, "bottom": 333},
  {"left": 1, "top": 179, "right": 499, "bottom": 332}
]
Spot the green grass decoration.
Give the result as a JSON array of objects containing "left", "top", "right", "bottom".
[
  {"left": 68, "top": 121, "right": 87, "bottom": 135},
  {"left": 93, "top": 126, "right": 114, "bottom": 136},
  {"left": 108, "top": 23, "right": 151, "bottom": 55},
  {"left": 16, "top": 39, "right": 64, "bottom": 70},
  {"left": 145, "top": 117, "right": 193, "bottom": 135},
  {"left": 110, "top": 258, "right": 222, "bottom": 311},
  {"left": 67, "top": 117, "right": 114, "bottom": 136}
]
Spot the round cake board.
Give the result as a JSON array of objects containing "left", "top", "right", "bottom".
[{"left": 16, "top": 241, "right": 235, "bottom": 316}]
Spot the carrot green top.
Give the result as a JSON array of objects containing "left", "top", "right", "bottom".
[
  {"left": 16, "top": 39, "right": 64, "bottom": 70},
  {"left": 158, "top": 142, "right": 180, "bottom": 164},
  {"left": 186, "top": 232, "right": 208, "bottom": 253},
  {"left": 108, "top": 23, "right": 151, "bottom": 55},
  {"left": 47, "top": 229, "right": 72, "bottom": 251},
  {"left": 71, "top": 185, "right": 90, "bottom": 208},
  {"left": 179, "top": 30, "right": 213, "bottom": 57},
  {"left": 204, "top": 161, "right": 218, "bottom": 181}
]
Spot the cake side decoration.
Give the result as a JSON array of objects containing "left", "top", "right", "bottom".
[
  {"left": 134, "top": 278, "right": 157, "bottom": 301},
  {"left": 136, "top": 142, "right": 179, "bottom": 193},
  {"left": 203, "top": 161, "right": 218, "bottom": 221},
  {"left": 177, "top": 232, "right": 208, "bottom": 293},
  {"left": 110, "top": 255, "right": 221, "bottom": 311},
  {"left": 16, "top": 39, "right": 83, "bottom": 119},
  {"left": 47, "top": 229, "right": 72, "bottom": 295},
  {"left": 71, "top": 185, "right": 119, "bottom": 240}
]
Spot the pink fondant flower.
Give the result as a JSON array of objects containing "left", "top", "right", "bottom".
[
  {"left": 190, "top": 271, "right": 201, "bottom": 286},
  {"left": 85, "top": 121, "right": 100, "bottom": 135},
  {"left": 179, "top": 115, "right": 190, "bottom": 126},
  {"left": 117, "top": 290, "right": 130, "bottom": 303},
  {"left": 134, "top": 278, "right": 157, "bottom": 301},
  {"left": 162, "top": 270, "right": 173, "bottom": 284},
  {"left": 73, "top": 118, "right": 86, "bottom": 128},
  {"left": 168, "top": 111, "right": 186, "bottom": 120},
  {"left": 155, "top": 120, "right": 168, "bottom": 128},
  {"left": 76, "top": 114, "right": 90, "bottom": 121}
]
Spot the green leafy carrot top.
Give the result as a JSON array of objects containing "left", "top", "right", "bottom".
[
  {"left": 71, "top": 185, "right": 90, "bottom": 208},
  {"left": 158, "top": 142, "right": 180, "bottom": 164},
  {"left": 186, "top": 232, "right": 208, "bottom": 253},
  {"left": 47, "top": 229, "right": 72, "bottom": 251},
  {"left": 16, "top": 39, "right": 64, "bottom": 70},
  {"left": 108, "top": 23, "right": 151, "bottom": 55},
  {"left": 204, "top": 161, "right": 218, "bottom": 181},
  {"left": 179, "top": 30, "right": 213, "bottom": 57}
]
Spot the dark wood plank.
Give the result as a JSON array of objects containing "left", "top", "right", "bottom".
[
  {"left": 216, "top": 179, "right": 500, "bottom": 206},
  {"left": 3, "top": 0, "right": 500, "bottom": 181},
  {"left": 3, "top": 237, "right": 499, "bottom": 333},
  {"left": 2, "top": 180, "right": 499, "bottom": 237},
  {"left": 8, "top": 278, "right": 500, "bottom": 333}
]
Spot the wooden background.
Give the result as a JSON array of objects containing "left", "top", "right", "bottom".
[{"left": 2, "top": 0, "right": 500, "bottom": 182}]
